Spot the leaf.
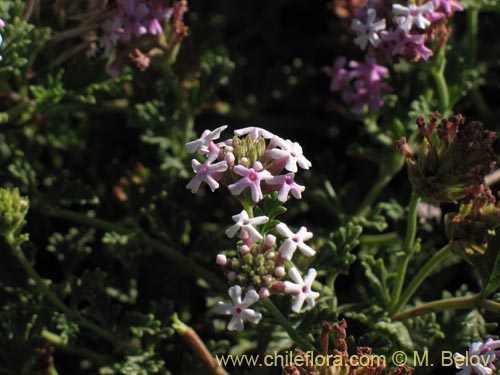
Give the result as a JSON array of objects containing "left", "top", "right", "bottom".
[
  {"left": 311, "top": 222, "right": 360, "bottom": 276},
  {"left": 361, "top": 255, "right": 391, "bottom": 307}
]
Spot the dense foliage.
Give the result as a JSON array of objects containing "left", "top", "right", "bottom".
[{"left": 0, "top": 1, "right": 500, "bottom": 374}]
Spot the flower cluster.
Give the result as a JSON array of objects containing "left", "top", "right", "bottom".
[
  {"left": 100, "top": 0, "right": 188, "bottom": 75},
  {"left": 395, "top": 112, "right": 497, "bottom": 205},
  {"left": 0, "top": 18, "right": 5, "bottom": 62},
  {"left": 323, "top": 56, "right": 390, "bottom": 115},
  {"left": 101, "top": 0, "right": 173, "bottom": 53},
  {"left": 453, "top": 339, "right": 500, "bottom": 375},
  {"left": 324, "top": 0, "right": 463, "bottom": 114},
  {"left": 186, "top": 126, "right": 320, "bottom": 331}
]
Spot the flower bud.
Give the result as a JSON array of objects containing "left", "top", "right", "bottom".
[
  {"left": 227, "top": 271, "right": 237, "bottom": 281},
  {"left": 274, "top": 266, "right": 286, "bottom": 278},
  {"left": 239, "top": 244, "right": 250, "bottom": 256},
  {"left": 259, "top": 287, "right": 270, "bottom": 299},
  {"left": 216, "top": 254, "right": 227, "bottom": 266}
]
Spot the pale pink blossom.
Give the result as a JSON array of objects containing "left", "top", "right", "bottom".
[
  {"left": 217, "top": 286, "right": 262, "bottom": 331},
  {"left": 284, "top": 268, "right": 320, "bottom": 313},
  {"left": 185, "top": 154, "right": 228, "bottom": 193},
  {"left": 276, "top": 223, "right": 315, "bottom": 260},
  {"left": 225, "top": 210, "right": 269, "bottom": 242}
]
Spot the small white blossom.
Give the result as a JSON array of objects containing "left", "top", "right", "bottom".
[
  {"left": 276, "top": 223, "right": 315, "bottom": 260},
  {"left": 185, "top": 153, "right": 228, "bottom": 193},
  {"left": 284, "top": 268, "right": 320, "bottom": 313},
  {"left": 234, "top": 126, "right": 274, "bottom": 139},
  {"left": 217, "top": 286, "right": 262, "bottom": 331},
  {"left": 269, "top": 137, "right": 312, "bottom": 173},
  {"left": 351, "top": 8, "right": 386, "bottom": 49},
  {"left": 225, "top": 210, "right": 269, "bottom": 242},
  {"left": 392, "top": 2, "right": 434, "bottom": 31},
  {"left": 185, "top": 125, "right": 227, "bottom": 154},
  {"left": 453, "top": 339, "right": 500, "bottom": 375}
]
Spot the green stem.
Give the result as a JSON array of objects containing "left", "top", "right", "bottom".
[
  {"left": 6, "top": 234, "right": 137, "bottom": 353},
  {"left": 359, "top": 232, "right": 399, "bottom": 246},
  {"left": 356, "top": 153, "right": 404, "bottom": 216},
  {"left": 430, "top": 50, "right": 450, "bottom": 115},
  {"left": 260, "top": 298, "right": 316, "bottom": 352},
  {"left": 393, "top": 294, "right": 500, "bottom": 321},
  {"left": 31, "top": 203, "right": 227, "bottom": 292},
  {"left": 392, "top": 244, "right": 452, "bottom": 315},
  {"left": 466, "top": 9, "right": 478, "bottom": 68},
  {"left": 389, "top": 193, "right": 420, "bottom": 314}
]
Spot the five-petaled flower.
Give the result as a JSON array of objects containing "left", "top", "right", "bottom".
[
  {"left": 351, "top": 8, "right": 386, "bottom": 50},
  {"left": 185, "top": 153, "right": 228, "bottom": 193},
  {"left": 234, "top": 127, "right": 274, "bottom": 139},
  {"left": 185, "top": 125, "right": 227, "bottom": 155},
  {"left": 392, "top": 2, "right": 434, "bottom": 31},
  {"left": 266, "top": 173, "right": 305, "bottom": 202},
  {"left": 284, "top": 268, "right": 320, "bottom": 313},
  {"left": 228, "top": 162, "right": 272, "bottom": 202},
  {"left": 453, "top": 339, "right": 500, "bottom": 375},
  {"left": 276, "top": 223, "right": 315, "bottom": 260},
  {"left": 217, "top": 286, "right": 262, "bottom": 331},
  {"left": 225, "top": 210, "right": 269, "bottom": 242},
  {"left": 269, "top": 138, "right": 312, "bottom": 173}
]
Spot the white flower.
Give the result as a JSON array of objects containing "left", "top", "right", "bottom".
[
  {"left": 234, "top": 126, "right": 274, "bottom": 139},
  {"left": 351, "top": 8, "right": 386, "bottom": 49},
  {"left": 392, "top": 2, "right": 434, "bottom": 31},
  {"left": 185, "top": 153, "right": 228, "bottom": 193},
  {"left": 276, "top": 223, "right": 315, "bottom": 260},
  {"left": 269, "top": 137, "right": 311, "bottom": 173},
  {"left": 225, "top": 210, "right": 269, "bottom": 242},
  {"left": 453, "top": 340, "right": 500, "bottom": 375},
  {"left": 217, "top": 286, "right": 262, "bottom": 331},
  {"left": 284, "top": 268, "right": 320, "bottom": 313},
  {"left": 185, "top": 125, "right": 227, "bottom": 155}
]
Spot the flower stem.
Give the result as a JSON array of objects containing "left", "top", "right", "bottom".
[
  {"left": 31, "top": 203, "right": 227, "bottom": 292},
  {"left": 389, "top": 193, "right": 420, "bottom": 314},
  {"left": 359, "top": 231, "right": 399, "bottom": 246},
  {"left": 430, "top": 49, "right": 450, "bottom": 115},
  {"left": 392, "top": 294, "right": 500, "bottom": 321},
  {"left": 172, "top": 314, "right": 229, "bottom": 375},
  {"left": 392, "top": 244, "right": 452, "bottom": 315},
  {"left": 5, "top": 234, "right": 137, "bottom": 353},
  {"left": 260, "top": 298, "right": 316, "bottom": 352}
]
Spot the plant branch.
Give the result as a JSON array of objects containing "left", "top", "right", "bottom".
[
  {"left": 389, "top": 193, "right": 420, "bottom": 314},
  {"left": 392, "top": 244, "right": 452, "bottom": 315},
  {"left": 31, "top": 203, "right": 227, "bottom": 292},
  {"left": 393, "top": 295, "right": 500, "bottom": 321},
  {"left": 260, "top": 298, "right": 316, "bottom": 352},
  {"left": 172, "top": 314, "right": 229, "bottom": 375}
]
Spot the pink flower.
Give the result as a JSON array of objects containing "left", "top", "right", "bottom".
[
  {"left": 284, "top": 268, "right": 320, "bottom": 313},
  {"left": 217, "top": 286, "right": 262, "bottom": 331},
  {"left": 119, "top": 0, "right": 150, "bottom": 41},
  {"left": 186, "top": 154, "right": 228, "bottom": 193},
  {"left": 269, "top": 138, "right": 311, "bottom": 173},
  {"left": 266, "top": 173, "right": 305, "bottom": 202},
  {"left": 351, "top": 8, "right": 386, "bottom": 50},
  {"left": 432, "top": 0, "right": 463, "bottom": 16},
  {"left": 225, "top": 210, "right": 269, "bottom": 242},
  {"left": 234, "top": 127, "right": 274, "bottom": 139},
  {"left": 185, "top": 125, "right": 227, "bottom": 155},
  {"left": 228, "top": 163, "right": 272, "bottom": 202},
  {"left": 348, "top": 57, "right": 388, "bottom": 84},
  {"left": 276, "top": 223, "right": 315, "bottom": 260},
  {"left": 380, "top": 28, "right": 433, "bottom": 61},
  {"left": 393, "top": 2, "right": 435, "bottom": 31},
  {"left": 323, "top": 57, "right": 350, "bottom": 92}
]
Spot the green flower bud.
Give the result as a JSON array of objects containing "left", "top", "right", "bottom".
[
  {"left": 230, "top": 258, "right": 241, "bottom": 270},
  {"left": 0, "top": 188, "right": 29, "bottom": 237},
  {"left": 243, "top": 253, "right": 254, "bottom": 265},
  {"left": 251, "top": 275, "right": 261, "bottom": 285},
  {"left": 255, "top": 254, "right": 265, "bottom": 267}
]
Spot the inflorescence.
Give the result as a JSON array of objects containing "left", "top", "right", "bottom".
[
  {"left": 185, "top": 126, "right": 320, "bottom": 331},
  {"left": 324, "top": 0, "right": 463, "bottom": 114}
]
